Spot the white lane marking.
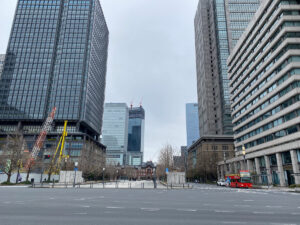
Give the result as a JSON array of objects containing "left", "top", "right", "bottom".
[
  {"left": 72, "top": 212, "right": 87, "bottom": 215},
  {"left": 176, "top": 209, "right": 197, "bottom": 212},
  {"left": 298, "top": 207, "right": 300, "bottom": 209},
  {"left": 222, "top": 222, "right": 246, "bottom": 224},
  {"left": 106, "top": 206, "right": 124, "bottom": 209},
  {"left": 49, "top": 197, "right": 55, "bottom": 200},
  {"left": 291, "top": 212, "right": 300, "bottom": 215},
  {"left": 270, "top": 223, "right": 296, "bottom": 225},
  {"left": 141, "top": 208, "right": 160, "bottom": 212},
  {"left": 243, "top": 200, "right": 254, "bottom": 202},
  {"left": 3, "top": 201, "right": 11, "bottom": 204},
  {"left": 266, "top": 205, "right": 283, "bottom": 208},
  {"left": 214, "top": 210, "right": 235, "bottom": 213},
  {"left": 234, "top": 204, "right": 251, "bottom": 207},
  {"left": 74, "top": 198, "right": 85, "bottom": 201},
  {"left": 81, "top": 205, "right": 90, "bottom": 208},
  {"left": 253, "top": 211, "right": 275, "bottom": 215}
]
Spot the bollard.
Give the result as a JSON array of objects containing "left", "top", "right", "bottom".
[{"left": 130, "top": 183, "right": 131, "bottom": 189}]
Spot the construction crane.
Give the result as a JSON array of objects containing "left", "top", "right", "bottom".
[
  {"left": 25, "top": 107, "right": 57, "bottom": 169},
  {"left": 47, "top": 120, "right": 69, "bottom": 176}
]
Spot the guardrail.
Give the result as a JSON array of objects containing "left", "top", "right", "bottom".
[{"left": 31, "top": 180, "right": 193, "bottom": 189}]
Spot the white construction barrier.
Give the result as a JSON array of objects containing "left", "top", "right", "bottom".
[
  {"left": 59, "top": 171, "right": 84, "bottom": 184},
  {"left": 167, "top": 172, "right": 186, "bottom": 185}
]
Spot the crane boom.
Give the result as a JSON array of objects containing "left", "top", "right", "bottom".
[{"left": 26, "top": 107, "right": 57, "bottom": 169}]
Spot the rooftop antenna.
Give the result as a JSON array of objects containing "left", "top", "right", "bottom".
[
  {"left": 139, "top": 97, "right": 143, "bottom": 107},
  {"left": 130, "top": 100, "right": 133, "bottom": 109}
]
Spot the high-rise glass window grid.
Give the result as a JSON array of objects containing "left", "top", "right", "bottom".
[
  {"left": 226, "top": 0, "right": 261, "bottom": 51},
  {"left": 0, "top": 54, "right": 5, "bottom": 78},
  {"left": 128, "top": 118, "right": 142, "bottom": 152},
  {"left": 214, "top": 0, "right": 233, "bottom": 135},
  {"left": 0, "top": 0, "right": 108, "bottom": 137},
  {"left": 102, "top": 103, "right": 129, "bottom": 166},
  {"left": 186, "top": 103, "right": 200, "bottom": 147},
  {"left": 0, "top": 0, "right": 61, "bottom": 120},
  {"left": 127, "top": 107, "right": 145, "bottom": 153}
]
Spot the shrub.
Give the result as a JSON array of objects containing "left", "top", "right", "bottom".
[{"left": 1, "top": 182, "right": 15, "bottom": 185}]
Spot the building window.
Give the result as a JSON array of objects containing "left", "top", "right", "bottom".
[
  {"left": 282, "top": 152, "right": 292, "bottom": 165},
  {"left": 297, "top": 150, "right": 300, "bottom": 163},
  {"left": 269, "top": 154, "right": 277, "bottom": 166},
  {"left": 222, "top": 145, "right": 228, "bottom": 150},
  {"left": 259, "top": 157, "right": 266, "bottom": 167},
  {"left": 212, "top": 145, "right": 218, "bottom": 150}
]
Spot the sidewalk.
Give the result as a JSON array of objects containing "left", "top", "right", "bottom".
[{"left": 253, "top": 185, "right": 300, "bottom": 193}]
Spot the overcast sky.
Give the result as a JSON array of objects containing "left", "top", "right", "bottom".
[{"left": 0, "top": 0, "right": 199, "bottom": 162}]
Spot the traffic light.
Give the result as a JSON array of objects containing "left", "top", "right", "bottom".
[{"left": 44, "top": 155, "right": 51, "bottom": 159}]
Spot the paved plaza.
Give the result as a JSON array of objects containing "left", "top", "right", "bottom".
[{"left": 0, "top": 184, "right": 299, "bottom": 225}]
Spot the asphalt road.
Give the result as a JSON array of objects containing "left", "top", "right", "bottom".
[{"left": 0, "top": 184, "right": 299, "bottom": 225}]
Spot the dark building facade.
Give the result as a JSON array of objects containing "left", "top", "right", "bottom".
[
  {"left": 127, "top": 106, "right": 145, "bottom": 166},
  {"left": 0, "top": 0, "right": 108, "bottom": 161},
  {"left": 0, "top": 54, "right": 5, "bottom": 78}
]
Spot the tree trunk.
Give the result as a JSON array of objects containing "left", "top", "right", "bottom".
[
  {"left": 15, "top": 167, "right": 20, "bottom": 184},
  {"left": 47, "top": 170, "right": 52, "bottom": 182},
  {"left": 6, "top": 172, "right": 12, "bottom": 183},
  {"left": 26, "top": 166, "right": 31, "bottom": 182}
]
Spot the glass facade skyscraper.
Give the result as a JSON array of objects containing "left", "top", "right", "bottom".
[
  {"left": 0, "top": 0, "right": 108, "bottom": 138},
  {"left": 186, "top": 103, "right": 200, "bottom": 147},
  {"left": 225, "top": 0, "right": 262, "bottom": 52},
  {"left": 102, "top": 103, "right": 129, "bottom": 166},
  {"left": 127, "top": 106, "right": 145, "bottom": 166},
  {"left": 214, "top": 0, "right": 233, "bottom": 135}
]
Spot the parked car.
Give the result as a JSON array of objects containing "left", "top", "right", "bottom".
[{"left": 217, "top": 179, "right": 226, "bottom": 186}]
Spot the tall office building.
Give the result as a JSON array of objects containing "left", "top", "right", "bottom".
[
  {"left": 102, "top": 103, "right": 129, "bottom": 166},
  {"left": 127, "top": 106, "right": 145, "bottom": 166},
  {"left": 219, "top": 0, "right": 300, "bottom": 186},
  {"left": 0, "top": 54, "right": 5, "bottom": 78},
  {"left": 195, "top": 0, "right": 228, "bottom": 137},
  {"left": 0, "top": 0, "right": 108, "bottom": 160},
  {"left": 225, "top": 0, "right": 263, "bottom": 52},
  {"left": 186, "top": 103, "right": 200, "bottom": 147},
  {"left": 194, "top": 0, "right": 261, "bottom": 137}
]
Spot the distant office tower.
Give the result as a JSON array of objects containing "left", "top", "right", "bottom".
[
  {"left": 225, "top": 0, "right": 262, "bottom": 52},
  {"left": 222, "top": 0, "right": 300, "bottom": 187},
  {"left": 127, "top": 106, "right": 145, "bottom": 166},
  {"left": 194, "top": 0, "right": 260, "bottom": 137},
  {"left": 102, "top": 103, "right": 129, "bottom": 166},
  {"left": 0, "top": 54, "right": 5, "bottom": 78},
  {"left": 0, "top": 0, "right": 108, "bottom": 161},
  {"left": 186, "top": 103, "right": 200, "bottom": 147}
]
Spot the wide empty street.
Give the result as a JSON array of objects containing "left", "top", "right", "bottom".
[{"left": 0, "top": 184, "right": 299, "bottom": 225}]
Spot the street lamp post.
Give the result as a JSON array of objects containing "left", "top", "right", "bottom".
[
  {"left": 102, "top": 167, "right": 105, "bottom": 188},
  {"left": 242, "top": 145, "right": 246, "bottom": 170}
]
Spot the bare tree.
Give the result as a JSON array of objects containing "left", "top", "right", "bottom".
[
  {"left": 156, "top": 144, "right": 177, "bottom": 180},
  {"left": 79, "top": 141, "right": 105, "bottom": 180},
  {"left": 0, "top": 131, "right": 27, "bottom": 183}
]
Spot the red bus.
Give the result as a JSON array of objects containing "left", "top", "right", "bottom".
[{"left": 225, "top": 170, "right": 252, "bottom": 188}]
